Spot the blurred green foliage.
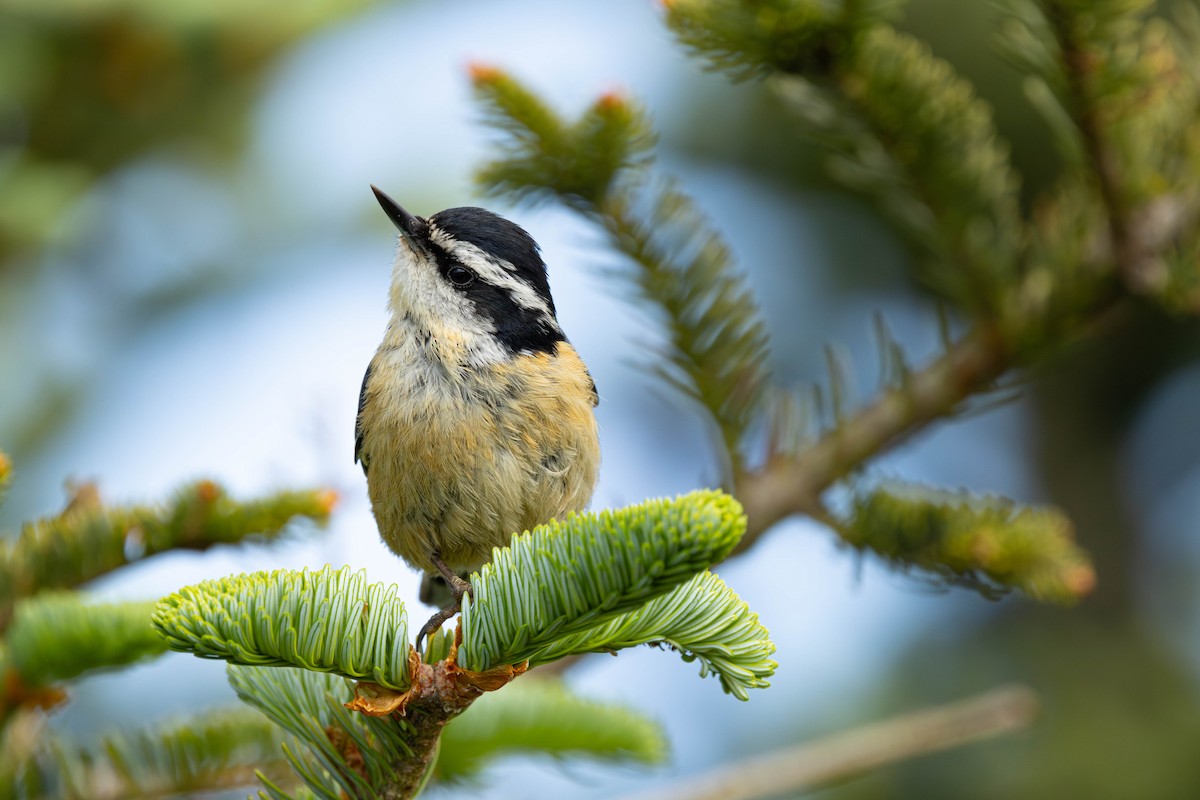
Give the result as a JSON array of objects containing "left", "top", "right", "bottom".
[{"left": 0, "top": 0, "right": 382, "bottom": 266}]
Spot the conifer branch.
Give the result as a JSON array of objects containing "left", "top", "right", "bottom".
[
  {"left": 1038, "top": 1, "right": 1155, "bottom": 293},
  {"left": 657, "top": 3, "right": 1200, "bottom": 588},
  {"left": 152, "top": 496, "right": 771, "bottom": 798},
  {"left": 735, "top": 327, "right": 1011, "bottom": 552},
  {"left": 0, "top": 480, "right": 336, "bottom": 628},
  {"left": 0, "top": 707, "right": 290, "bottom": 800},
  {"left": 734, "top": 188, "right": 1200, "bottom": 561},
  {"left": 516, "top": 570, "right": 776, "bottom": 700},
  {"left": 49, "top": 708, "right": 290, "bottom": 800},
  {"left": 0, "top": 451, "right": 11, "bottom": 507},
  {"left": 228, "top": 666, "right": 417, "bottom": 800},
  {"left": 620, "top": 684, "right": 1038, "bottom": 800},
  {"left": 228, "top": 666, "right": 669, "bottom": 799},
  {"left": 1, "top": 594, "right": 164, "bottom": 720},
  {"left": 459, "top": 491, "right": 748, "bottom": 673},
  {"left": 435, "top": 678, "right": 667, "bottom": 783},
  {"left": 837, "top": 484, "right": 1095, "bottom": 603},
  {"left": 153, "top": 566, "right": 412, "bottom": 690}
]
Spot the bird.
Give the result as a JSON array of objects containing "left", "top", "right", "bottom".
[{"left": 356, "top": 185, "right": 601, "bottom": 649}]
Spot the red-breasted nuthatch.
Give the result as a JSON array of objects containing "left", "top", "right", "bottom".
[{"left": 356, "top": 186, "right": 601, "bottom": 646}]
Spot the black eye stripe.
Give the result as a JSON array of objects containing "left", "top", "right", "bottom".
[
  {"left": 421, "top": 209, "right": 565, "bottom": 355},
  {"left": 448, "top": 265, "right": 475, "bottom": 287},
  {"left": 428, "top": 240, "right": 467, "bottom": 283},
  {"left": 428, "top": 207, "right": 557, "bottom": 317}
]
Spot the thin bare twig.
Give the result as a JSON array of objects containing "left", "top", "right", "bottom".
[{"left": 620, "top": 685, "right": 1039, "bottom": 800}]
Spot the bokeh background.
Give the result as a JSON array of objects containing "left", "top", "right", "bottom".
[{"left": 4, "top": 0, "right": 1200, "bottom": 797}]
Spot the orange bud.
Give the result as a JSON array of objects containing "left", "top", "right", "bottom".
[
  {"left": 596, "top": 89, "right": 628, "bottom": 112},
  {"left": 315, "top": 489, "right": 340, "bottom": 515},
  {"left": 196, "top": 480, "right": 221, "bottom": 504},
  {"left": 1065, "top": 565, "right": 1097, "bottom": 598},
  {"left": 467, "top": 61, "right": 503, "bottom": 84}
]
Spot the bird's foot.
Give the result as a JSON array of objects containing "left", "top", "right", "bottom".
[
  {"left": 415, "top": 552, "right": 475, "bottom": 654},
  {"left": 415, "top": 601, "right": 461, "bottom": 655},
  {"left": 430, "top": 550, "right": 474, "bottom": 603}
]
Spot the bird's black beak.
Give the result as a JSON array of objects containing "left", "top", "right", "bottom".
[{"left": 371, "top": 184, "right": 428, "bottom": 239}]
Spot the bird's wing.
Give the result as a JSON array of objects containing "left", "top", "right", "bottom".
[
  {"left": 587, "top": 369, "right": 599, "bottom": 407},
  {"left": 354, "top": 360, "right": 374, "bottom": 474}
]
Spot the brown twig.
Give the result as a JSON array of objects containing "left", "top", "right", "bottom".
[{"left": 620, "top": 684, "right": 1039, "bottom": 800}]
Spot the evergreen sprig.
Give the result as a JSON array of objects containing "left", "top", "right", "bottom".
[
  {"left": 228, "top": 665, "right": 414, "bottom": 800},
  {"left": 666, "top": 1, "right": 1024, "bottom": 315},
  {"left": 834, "top": 26, "right": 1024, "bottom": 311},
  {"left": 2, "top": 593, "right": 163, "bottom": 688},
  {"left": 472, "top": 68, "right": 771, "bottom": 477},
  {"left": 0, "top": 451, "right": 11, "bottom": 507},
  {"left": 0, "top": 481, "right": 335, "bottom": 616},
  {"left": 49, "top": 708, "right": 288, "bottom": 800},
  {"left": 601, "top": 188, "right": 773, "bottom": 476},
  {"left": 472, "top": 64, "right": 655, "bottom": 208},
  {"left": 152, "top": 566, "right": 410, "bottom": 690},
  {"left": 436, "top": 678, "right": 668, "bottom": 783},
  {"left": 663, "top": 0, "right": 903, "bottom": 80},
  {"left": 522, "top": 570, "right": 776, "bottom": 701},
  {"left": 840, "top": 483, "right": 1096, "bottom": 604},
  {"left": 458, "top": 490, "right": 746, "bottom": 672}
]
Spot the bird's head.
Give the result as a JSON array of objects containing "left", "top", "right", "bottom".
[{"left": 371, "top": 185, "right": 564, "bottom": 364}]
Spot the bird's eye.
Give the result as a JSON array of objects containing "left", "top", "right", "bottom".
[{"left": 447, "top": 265, "right": 475, "bottom": 287}]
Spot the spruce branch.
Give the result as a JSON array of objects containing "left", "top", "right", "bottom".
[
  {"left": 229, "top": 667, "right": 668, "bottom": 799},
  {"left": 666, "top": 1, "right": 1024, "bottom": 315},
  {"left": 0, "top": 451, "right": 11, "bottom": 507},
  {"left": 1, "top": 594, "right": 164, "bottom": 718},
  {"left": 662, "top": 0, "right": 903, "bottom": 81},
  {"left": 153, "top": 495, "right": 770, "bottom": 798},
  {"left": 228, "top": 666, "right": 416, "bottom": 800},
  {"left": 620, "top": 684, "right": 1038, "bottom": 800},
  {"left": 47, "top": 708, "right": 290, "bottom": 800},
  {"left": 472, "top": 64, "right": 655, "bottom": 208},
  {"left": 736, "top": 189, "right": 1200, "bottom": 559},
  {"left": 1035, "top": 0, "right": 1189, "bottom": 295},
  {"left": 472, "top": 67, "right": 770, "bottom": 479},
  {"left": 152, "top": 566, "right": 411, "bottom": 690},
  {"left": 515, "top": 570, "right": 776, "bottom": 700},
  {"left": 656, "top": 1, "right": 1200, "bottom": 580},
  {"left": 837, "top": 483, "right": 1095, "bottom": 603},
  {"left": 0, "top": 479, "right": 336, "bottom": 626},
  {"left": 457, "top": 490, "right": 747, "bottom": 673},
  {"left": 735, "top": 327, "right": 1011, "bottom": 551},
  {"left": 598, "top": 189, "right": 773, "bottom": 477},
  {"left": 435, "top": 678, "right": 667, "bottom": 783}
]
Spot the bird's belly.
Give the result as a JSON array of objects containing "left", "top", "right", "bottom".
[{"left": 362, "top": 368, "right": 598, "bottom": 574}]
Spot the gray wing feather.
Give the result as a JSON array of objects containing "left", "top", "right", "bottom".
[{"left": 354, "top": 361, "right": 373, "bottom": 474}]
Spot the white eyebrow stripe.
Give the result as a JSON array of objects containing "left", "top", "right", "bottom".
[{"left": 427, "top": 224, "right": 557, "bottom": 322}]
